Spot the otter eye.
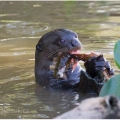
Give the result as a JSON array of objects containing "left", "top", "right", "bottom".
[{"left": 60, "top": 39, "right": 65, "bottom": 44}]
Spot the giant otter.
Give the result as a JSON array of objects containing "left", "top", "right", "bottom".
[
  {"left": 35, "top": 29, "right": 114, "bottom": 93},
  {"left": 35, "top": 29, "right": 82, "bottom": 85}
]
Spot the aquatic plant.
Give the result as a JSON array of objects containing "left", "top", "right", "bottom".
[{"left": 100, "top": 40, "right": 120, "bottom": 99}]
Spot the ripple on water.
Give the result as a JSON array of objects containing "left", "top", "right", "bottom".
[
  {"left": 0, "top": 21, "right": 50, "bottom": 37},
  {"left": 0, "top": 71, "right": 34, "bottom": 85}
]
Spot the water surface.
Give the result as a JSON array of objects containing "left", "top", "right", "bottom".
[{"left": 0, "top": 1, "right": 120, "bottom": 119}]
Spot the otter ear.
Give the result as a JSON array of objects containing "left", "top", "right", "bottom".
[{"left": 36, "top": 43, "right": 42, "bottom": 52}]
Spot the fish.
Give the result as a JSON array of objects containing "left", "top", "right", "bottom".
[{"left": 53, "top": 52, "right": 113, "bottom": 81}]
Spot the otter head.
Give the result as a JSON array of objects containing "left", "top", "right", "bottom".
[
  {"left": 35, "top": 29, "right": 82, "bottom": 86},
  {"left": 36, "top": 29, "right": 81, "bottom": 56}
]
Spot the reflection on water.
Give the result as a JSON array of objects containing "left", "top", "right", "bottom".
[{"left": 0, "top": 1, "right": 120, "bottom": 119}]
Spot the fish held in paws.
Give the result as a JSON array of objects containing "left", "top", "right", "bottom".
[{"left": 54, "top": 52, "right": 114, "bottom": 81}]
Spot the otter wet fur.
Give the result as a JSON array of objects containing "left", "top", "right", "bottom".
[{"left": 35, "top": 28, "right": 114, "bottom": 94}]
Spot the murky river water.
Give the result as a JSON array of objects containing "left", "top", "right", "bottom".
[{"left": 0, "top": 1, "right": 120, "bottom": 119}]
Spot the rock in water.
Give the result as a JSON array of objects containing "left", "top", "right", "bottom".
[{"left": 54, "top": 96, "right": 120, "bottom": 119}]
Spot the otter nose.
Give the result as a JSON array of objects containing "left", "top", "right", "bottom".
[{"left": 71, "top": 39, "right": 82, "bottom": 49}]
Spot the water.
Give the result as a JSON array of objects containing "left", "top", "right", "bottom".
[{"left": 0, "top": 1, "right": 120, "bottom": 119}]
